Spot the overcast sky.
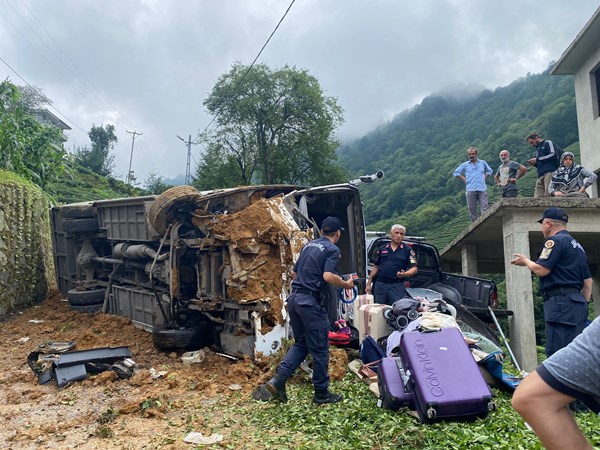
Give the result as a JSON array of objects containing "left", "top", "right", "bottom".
[{"left": 1, "top": 1, "right": 598, "bottom": 183}]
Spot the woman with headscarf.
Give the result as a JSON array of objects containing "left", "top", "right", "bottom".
[{"left": 548, "top": 152, "right": 597, "bottom": 197}]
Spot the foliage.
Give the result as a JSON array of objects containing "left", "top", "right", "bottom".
[
  {"left": 340, "top": 67, "right": 578, "bottom": 246},
  {"left": 45, "top": 158, "right": 143, "bottom": 204},
  {"left": 16, "top": 84, "right": 52, "bottom": 110},
  {"left": 97, "top": 408, "right": 118, "bottom": 425},
  {"left": 0, "top": 80, "right": 66, "bottom": 188},
  {"left": 197, "top": 373, "right": 600, "bottom": 449},
  {"left": 0, "top": 170, "right": 54, "bottom": 310},
  {"left": 195, "top": 63, "right": 347, "bottom": 189},
  {"left": 341, "top": 67, "right": 580, "bottom": 346},
  {"left": 143, "top": 171, "right": 172, "bottom": 195},
  {"left": 74, "top": 124, "right": 117, "bottom": 176}
]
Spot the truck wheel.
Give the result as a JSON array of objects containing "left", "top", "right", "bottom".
[
  {"left": 152, "top": 323, "right": 213, "bottom": 351},
  {"left": 67, "top": 288, "right": 106, "bottom": 306},
  {"left": 148, "top": 186, "right": 202, "bottom": 235},
  {"left": 62, "top": 218, "right": 99, "bottom": 233},
  {"left": 61, "top": 204, "right": 98, "bottom": 219},
  {"left": 70, "top": 303, "right": 103, "bottom": 313}
]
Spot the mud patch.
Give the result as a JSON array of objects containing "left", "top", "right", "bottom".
[{"left": 0, "top": 291, "right": 353, "bottom": 448}]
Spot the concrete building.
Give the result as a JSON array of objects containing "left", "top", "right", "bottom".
[
  {"left": 551, "top": 6, "right": 600, "bottom": 197},
  {"left": 31, "top": 109, "right": 71, "bottom": 142},
  {"left": 440, "top": 7, "right": 600, "bottom": 372}
]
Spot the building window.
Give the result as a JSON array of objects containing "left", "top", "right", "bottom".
[{"left": 593, "top": 64, "right": 600, "bottom": 119}]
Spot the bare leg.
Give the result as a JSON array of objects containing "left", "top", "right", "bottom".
[{"left": 512, "top": 371, "right": 592, "bottom": 450}]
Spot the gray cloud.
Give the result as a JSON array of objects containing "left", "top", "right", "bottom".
[{"left": 1, "top": 0, "right": 597, "bottom": 181}]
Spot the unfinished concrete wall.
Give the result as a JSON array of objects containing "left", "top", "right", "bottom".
[{"left": 0, "top": 171, "right": 55, "bottom": 316}]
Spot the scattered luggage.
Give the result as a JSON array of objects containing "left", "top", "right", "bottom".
[
  {"left": 377, "top": 356, "right": 414, "bottom": 411},
  {"left": 359, "top": 335, "right": 386, "bottom": 369},
  {"left": 357, "top": 304, "right": 393, "bottom": 342},
  {"left": 351, "top": 293, "right": 374, "bottom": 324},
  {"left": 399, "top": 327, "right": 495, "bottom": 423}
]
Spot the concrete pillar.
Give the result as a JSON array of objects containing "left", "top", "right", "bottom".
[
  {"left": 461, "top": 244, "right": 478, "bottom": 277},
  {"left": 503, "top": 213, "right": 538, "bottom": 372},
  {"left": 592, "top": 265, "right": 600, "bottom": 319}
]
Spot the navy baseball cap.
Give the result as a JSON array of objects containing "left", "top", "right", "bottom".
[
  {"left": 537, "top": 207, "right": 568, "bottom": 223},
  {"left": 321, "top": 216, "right": 345, "bottom": 232}
]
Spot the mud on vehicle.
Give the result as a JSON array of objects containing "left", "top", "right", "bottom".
[{"left": 50, "top": 184, "right": 367, "bottom": 358}]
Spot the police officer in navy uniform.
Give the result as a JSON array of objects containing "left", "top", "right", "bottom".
[
  {"left": 266, "top": 216, "right": 355, "bottom": 404},
  {"left": 511, "top": 208, "right": 592, "bottom": 357},
  {"left": 366, "top": 224, "right": 418, "bottom": 305}
]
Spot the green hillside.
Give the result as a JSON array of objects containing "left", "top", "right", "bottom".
[
  {"left": 338, "top": 66, "right": 578, "bottom": 248},
  {"left": 45, "top": 162, "right": 144, "bottom": 205}
]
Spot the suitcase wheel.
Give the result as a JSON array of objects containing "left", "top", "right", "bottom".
[
  {"left": 426, "top": 407, "right": 437, "bottom": 420},
  {"left": 487, "top": 401, "right": 496, "bottom": 412}
]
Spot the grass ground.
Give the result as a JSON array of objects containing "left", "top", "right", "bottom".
[{"left": 201, "top": 372, "right": 600, "bottom": 450}]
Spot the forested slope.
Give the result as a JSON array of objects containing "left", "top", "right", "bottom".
[{"left": 338, "top": 67, "right": 578, "bottom": 248}]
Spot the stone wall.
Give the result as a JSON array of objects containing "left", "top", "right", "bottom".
[{"left": 0, "top": 171, "right": 55, "bottom": 316}]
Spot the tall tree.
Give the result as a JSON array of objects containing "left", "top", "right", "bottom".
[
  {"left": 0, "top": 80, "right": 64, "bottom": 188},
  {"left": 143, "top": 171, "right": 171, "bottom": 194},
  {"left": 194, "top": 63, "right": 346, "bottom": 189},
  {"left": 16, "top": 84, "right": 52, "bottom": 111},
  {"left": 76, "top": 124, "right": 117, "bottom": 176}
]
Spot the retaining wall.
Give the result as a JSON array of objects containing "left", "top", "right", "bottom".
[{"left": 0, "top": 171, "right": 55, "bottom": 316}]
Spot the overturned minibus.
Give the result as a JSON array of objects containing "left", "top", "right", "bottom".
[{"left": 50, "top": 182, "right": 369, "bottom": 359}]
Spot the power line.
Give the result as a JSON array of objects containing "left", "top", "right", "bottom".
[
  {"left": 177, "top": 134, "right": 198, "bottom": 185},
  {"left": 0, "top": 54, "right": 87, "bottom": 133},
  {"left": 197, "top": 0, "right": 297, "bottom": 138},
  {"left": 19, "top": 0, "right": 112, "bottom": 108},
  {"left": 0, "top": 7, "right": 106, "bottom": 114},
  {"left": 16, "top": 0, "right": 139, "bottom": 131},
  {"left": 2, "top": 0, "right": 139, "bottom": 135},
  {"left": 5, "top": 0, "right": 103, "bottom": 113},
  {"left": 125, "top": 130, "right": 143, "bottom": 185}
]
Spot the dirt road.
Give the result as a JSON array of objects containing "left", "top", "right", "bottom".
[{"left": 0, "top": 291, "right": 287, "bottom": 449}]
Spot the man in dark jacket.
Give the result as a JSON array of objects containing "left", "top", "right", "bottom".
[
  {"left": 527, "top": 133, "right": 560, "bottom": 198},
  {"left": 266, "top": 216, "right": 355, "bottom": 405}
]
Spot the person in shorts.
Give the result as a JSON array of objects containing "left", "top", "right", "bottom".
[{"left": 512, "top": 316, "right": 600, "bottom": 450}]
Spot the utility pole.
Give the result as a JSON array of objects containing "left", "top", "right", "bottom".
[
  {"left": 176, "top": 134, "right": 196, "bottom": 185},
  {"left": 126, "top": 130, "right": 142, "bottom": 185}
]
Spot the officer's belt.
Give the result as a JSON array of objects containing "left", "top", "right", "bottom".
[
  {"left": 377, "top": 277, "right": 403, "bottom": 284},
  {"left": 292, "top": 288, "right": 320, "bottom": 299},
  {"left": 543, "top": 287, "right": 580, "bottom": 300}
]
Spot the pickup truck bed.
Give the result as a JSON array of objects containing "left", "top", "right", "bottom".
[{"left": 366, "top": 235, "right": 512, "bottom": 322}]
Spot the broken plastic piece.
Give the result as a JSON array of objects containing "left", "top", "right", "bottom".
[
  {"left": 183, "top": 432, "right": 224, "bottom": 445},
  {"left": 181, "top": 349, "right": 206, "bottom": 365}
]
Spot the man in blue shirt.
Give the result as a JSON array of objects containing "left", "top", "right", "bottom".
[
  {"left": 526, "top": 133, "right": 560, "bottom": 198},
  {"left": 266, "top": 216, "right": 355, "bottom": 405},
  {"left": 453, "top": 147, "right": 493, "bottom": 222},
  {"left": 511, "top": 207, "right": 592, "bottom": 357}
]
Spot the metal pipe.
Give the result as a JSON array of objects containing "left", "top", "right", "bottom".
[
  {"left": 488, "top": 306, "right": 522, "bottom": 373},
  {"left": 91, "top": 256, "right": 123, "bottom": 265}
]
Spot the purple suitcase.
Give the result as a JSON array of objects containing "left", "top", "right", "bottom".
[
  {"left": 399, "top": 327, "right": 495, "bottom": 423},
  {"left": 377, "top": 357, "right": 414, "bottom": 411}
]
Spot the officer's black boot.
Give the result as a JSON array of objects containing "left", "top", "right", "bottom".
[
  {"left": 313, "top": 389, "right": 343, "bottom": 405},
  {"left": 266, "top": 373, "right": 288, "bottom": 403}
]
